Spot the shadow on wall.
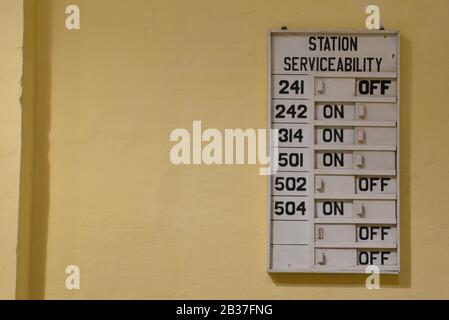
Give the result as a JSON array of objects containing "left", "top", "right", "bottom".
[
  {"left": 16, "top": 0, "right": 52, "bottom": 300},
  {"left": 29, "top": 0, "right": 52, "bottom": 299},
  {"left": 270, "top": 34, "right": 412, "bottom": 289},
  {"left": 16, "top": 0, "right": 36, "bottom": 299}
]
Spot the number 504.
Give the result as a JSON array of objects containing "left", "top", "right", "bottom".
[{"left": 274, "top": 201, "right": 306, "bottom": 216}]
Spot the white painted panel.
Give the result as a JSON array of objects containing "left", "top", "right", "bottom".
[
  {"left": 315, "top": 249, "right": 357, "bottom": 267},
  {"left": 316, "top": 103, "right": 397, "bottom": 121},
  {"left": 316, "top": 200, "right": 353, "bottom": 218},
  {"left": 272, "top": 100, "right": 311, "bottom": 123},
  {"left": 356, "top": 127, "right": 397, "bottom": 145},
  {"left": 357, "top": 250, "right": 397, "bottom": 266},
  {"left": 273, "top": 124, "right": 310, "bottom": 148},
  {"left": 315, "top": 78, "right": 355, "bottom": 96},
  {"left": 271, "top": 34, "right": 398, "bottom": 74},
  {"left": 316, "top": 151, "right": 353, "bottom": 169},
  {"left": 315, "top": 175, "right": 354, "bottom": 194},
  {"left": 272, "top": 197, "right": 311, "bottom": 220},
  {"left": 354, "top": 103, "right": 397, "bottom": 121},
  {"left": 269, "top": 31, "right": 400, "bottom": 274},
  {"left": 315, "top": 224, "right": 355, "bottom": 242},
  {"left": 272, "top": 172, "right": 310, "bottom": 196},
  {"left": 272, "top": 245, "right": 310, "bottom": 269},
  {"left": 273, "top": 221, "right": 309, "bottom": 244},
  {"left": 316, "top": 127, "right": 354, "bottom": 145},
  {"left": 356, "top": 225, "right": 397, "bottom": 243},
  {"left": 353, "top": 200, "right": 396, "bottom": 220},
  {"left": 353, "top": 151, "right": 396, "bottom": 170},
  {"left": 356, "top": 176, "right": 396, "bottom": 194}
]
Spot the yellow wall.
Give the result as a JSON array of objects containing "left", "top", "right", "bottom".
[
  {"left": 0, "top": 0, "right": 23, "bottom": 300},
  {"left": 15, "top": 0, "right": 449, "bottom": 299}
]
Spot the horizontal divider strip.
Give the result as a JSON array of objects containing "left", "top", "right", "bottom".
[
  {"left": 314, "top": 194, "right": 397, "bottom": 200},
  {"left": 314, "top": 120, "right": 397, "bottom": 127},
  {"left": 315, "top": 96, "right": 396, "bottom": 103},
  {"left": 271, "top": 72, "right": 397, "bottom": 78},
  {"left": 314, "top": 218, "right": 397, "bottom": 224},
  {"left": 269, "top": 267, "right": 399, "bottom": 274},
  {"left": 271, "top": 219, "right": 310, "bottom": 222},
  {"left": 314, "top": 242, "right": 397, "bottom": 249},
  {"left": 314, "top": 169, "right": 396, "bottom": 176},
  {"left": 315, "top": 144, "right": 397, "bottom": 151}
]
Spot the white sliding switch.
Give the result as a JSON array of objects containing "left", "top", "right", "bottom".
[
  {"left": 356, "top": 104, "right": 366, "bottom": 119},
  {"left": 315, "top": 178, "right": 324, "bottom": 192},
  {"left": 316, "top": 252, "right": 326, "bottom": 265},
  {"left": 357, "top": 128, "right": 366, "bottom": 143},
  {"left": 354, "top": 153, "right": 364, "bottom": 168},
  {"left": 354, "top": 203, "right": 365, "bottom": 217},
  {"left": 316, "top": 79, "right": 325, "bottom": 93},
  {"left": 317, "top": 227, "right": 325, "bottom": 240}
]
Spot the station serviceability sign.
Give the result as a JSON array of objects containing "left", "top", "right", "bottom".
[{"left": 268, "top": 30, "right": 400, "bottom": 273}]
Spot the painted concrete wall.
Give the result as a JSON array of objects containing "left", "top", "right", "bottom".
[
  {"left": 0, "top": 0, "right": 23, "bottom": 300},
  {"left": 13, "top": 0, "right": 449, "bottom": 299}
]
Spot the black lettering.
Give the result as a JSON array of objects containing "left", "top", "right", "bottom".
[
  {"left": 358, "top": 178, "right": 370, "bottom": 191},
  {"left": 370, "top": 226, "right": 380, "bottom": 240},
  {"left": 323, "top": 201, "right": 344, "bottom": 216},
  {"left": 381, "top": 178, "right": 390, "bottom": 191},
  {"left": 350, "top": 37, "right": 358, "bottom": 51},
  {"left": 359, "top": 227, "right": 369, "bottom": 240},
  {"left": 381, "top": 252, "right": 390, "bottom": 265},
  {"left": 381, "top": 227, "right": 391, "bottom": 240},
  {"left": 380, "top": 80, "right": 391, "bottom": 95},
  {"left": 284, "top": 57, "right": 292, "bottom": 71},
  {"left": 359, "top": 251, "right": 369, "bottom": 265},
  {"left": 300, "top": 57, "right": 307, "bottom": 71},
  {"left": 323, "top": 153, "right": 344, "bottom": 167},
  {"left": 323, "top": 104, "right": 344, "bottom": 119},
  {"left": 309, "top": 37, "right": 316, "bottom": 51},
  {"left": 359, "top": 80, "right": 392, "bottom": 95},
  {"left": 322, "top": 128, "right": 344, "bottom": 143},
  {"left": 359, "top": 80, "right": 370, "bottom": 95}
]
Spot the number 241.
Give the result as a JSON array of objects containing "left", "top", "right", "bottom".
[{"left": 278, "top": 80, "right": 304, "bottom": 95}]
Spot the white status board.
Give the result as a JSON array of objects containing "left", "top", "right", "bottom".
[{"left": 268, "top": 30, "right": 400, "bottom": 274}]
